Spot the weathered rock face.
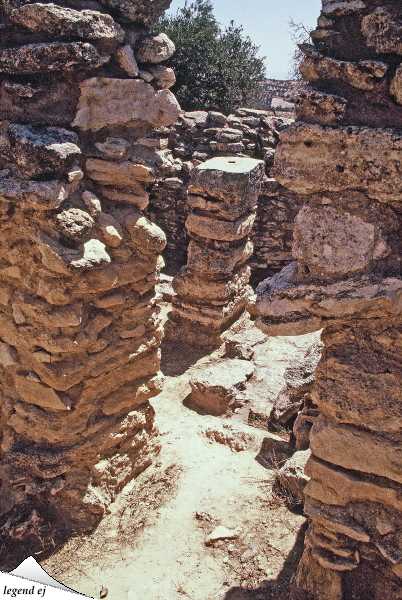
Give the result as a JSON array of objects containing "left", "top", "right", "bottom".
[
  {"left": 0, "top": 0, "right": 180, "bottom": 567},
  {"left": 254, "top": 1, "right": 402, "bottom": 598},
  {"left": 144, "top": 109, "right": 302, "bottom": 278},
  {"left": 165, "top": 156, "right": 264, "bottom": 346}
]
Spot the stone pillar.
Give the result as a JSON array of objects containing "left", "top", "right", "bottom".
[
  {"left": 0, "top": 0, "right": 180, "bottom": 565},
  {"left": 166, "top": 156, "right": 264, "bottom": 346},
  {"left": 253, "top": 1, "right": 402, "bottom": 598}
]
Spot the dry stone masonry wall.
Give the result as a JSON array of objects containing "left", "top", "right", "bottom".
[
  {"left": 253, "top": 1, "right": 402, "bottom": 598},
  {"left": 145, "top": 109, "right": 302, "bottom": 279},
  {"left": 0, "top": 0, "right": 181, "bottom": 565},
  {"left": 165, "top": 156, "right": 264, "bottom": 347}
]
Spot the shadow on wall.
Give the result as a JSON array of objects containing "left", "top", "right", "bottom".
[{"left": 223, "top": 521, "right": 308, "bottom": 600}]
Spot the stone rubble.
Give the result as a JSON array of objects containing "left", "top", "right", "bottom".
[
  {"left": 0, "top": 0, "right": 181, "bottom": 563},
  {"left": 254, "top": 1, "right": 402, "bottom": 598},
  {"left": 165, "top": 156, "right": 264, "bottom": 346}
]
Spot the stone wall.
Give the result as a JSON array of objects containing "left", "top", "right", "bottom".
[
  {"left": 0, "top": 0, "right": 181, "bottom": 566},
  {"left": 145, "top": 109, "right": 302, "bottom": 279},
  {"left": 253, "top": 1, "right": 402, "bottom": 598}
]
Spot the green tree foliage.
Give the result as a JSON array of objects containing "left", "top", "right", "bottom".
[{"left": 153, "top": 0, "right": 266, "bottom": 114}]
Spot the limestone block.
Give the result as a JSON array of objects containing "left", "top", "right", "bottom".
[
  {"left": 362, "top": 6, "right": 402, "bottom": 55},
  {"left": 272, "top": 388, "right": 305, "bottom": 423},
  {"left": 273, "top": 123, "right": 402, "bottom": 206},
  {"left": 95, "top": 137, "right": 130, "bottom": 160},
  {"left": 82, "top": 191, "right": 102, "bottom": 216},
  {"left": 186, "top": 211, "right": 256, "bottom": 242},
  {"left": 97, "top": 212, "right": 123, "bottom": 247},
  {"left": 9, "top": 4, "right": 124, "bottom": 43},
  {"left": 272, "top": 343, "right": 322, "bottom": 423},
  {"left": 97, "top": 185, "right": 149, "bottom": 209},
  {"left": 277, "top": 449, "right": 311, "bottom": 503},
  {"left": 0, "top": 42, "right": 108, "bottom": 74},
  {"left": 285, "top": 341, "right": 323, "bottom": 392},
  {"left": 172, "top": 265, "right": 250, "bottom": 302},
  {"left": 187, "top": 193, "right": 256, "bottom": 221},
  {"left": 15, "top": 375, "right": 70, "bottom": 411},
  {"left": 312, "top": 355, "right": 402, "bottom": 432},
  {"left": 299, "top": 51, "right": 388, "bottom": 90},
  {"left": 171, "top": 291, "right": 250, "bottom": 330},
  {"left": 135, "top": 33, "right": 175, "bottom": 63},
  {"left": 254, "top": 262, "right": 402, "bottom": 336},
  {"left": 148, "top": 65, "right": 176, "bottom": 89},
  {"left": 321, "top": 0, "right": 365, "bottom": 16},
  {"left": 295, "top": 91, "right": 347, "bottom": 126},
  {"left": 98, "top": 0, "right": 171, "bottom": 24},
  {"left": 293, "top": 205, "right": 389, "bottom": 278},
  {"left": 69, "top": 239, "right": 111, "bottom": 269},
  {"left": 216, "top": 128, "right": 244, "bottom": 143},
  {"left": 305, "top": 455, "right": 402, "bottom": 512},
  {"left": 72, "top": 78, "right": 181, "bottom": 132},
  {"left": 188, "top": 156, "right": 264, "bottom": 204},
  {"left": 56, "top": 208, "right": 95, "bottom": 243},
  {"left": 310, "top": 414, "right": 402, "bottom": 484},
  {"left": 15, "top": 295, "right": 83, "bottom": 328},
  {"left": 115, "top": 44, "right": 139, "bottom": 77},
  {"left": 124, "top": 213, "right": 167, "bottom": 254},
  {"left": 8, "top": 124, "right": 81, "bottom": 179},
  {"left": 189, "top": 358, "right": 254, "bottom": 415},
  {"left": 0, "top": 342, "right": 18, "bottom": 368},
  {"left": 0, "top": 179, "right": 67, "bottom": 209},
  {"left": 85, "top": 158, "right": 153, "bottom": 186},
  {"left": 186, "top": 239, "right": 253, "bottom": 275}
]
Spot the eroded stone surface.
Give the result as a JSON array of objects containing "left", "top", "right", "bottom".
[
  {"left": 0, "top": 0, "right": 180, "bottom": 564},
  {"left": 255, "top": 1, "right": 402, "bottom": 597},
  {"left": 189, "top": 359, "right": 255, "bottom": 416},
  {"left": 273, "top": 123, "right": 402, "bottom": 206},
  {"left": 166, "top": 157, "right": 263, "bottom": 347},
  {"left": 72, "top": 78, "right": 181, "bottom": 131}
]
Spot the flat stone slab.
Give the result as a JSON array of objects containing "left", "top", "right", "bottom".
[
  {"left": 188, "top": 156, "right": 264, "bottom": 204},
  {"left": 189, "top": 358, "right": 255, "bottom": 415}
]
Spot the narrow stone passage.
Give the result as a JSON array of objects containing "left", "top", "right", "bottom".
[{"left": 41, "top": 326, "right": 318, "bottom": 600}]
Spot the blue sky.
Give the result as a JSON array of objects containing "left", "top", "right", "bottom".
[{"left": 166, "top": 0, "right": 322, "bottom": 80}]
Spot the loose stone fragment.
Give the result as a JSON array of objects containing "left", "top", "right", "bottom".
[
  {"left": 189, "top": 359, "right": 254, "bottom": 415},
  {"left": 205, "top": 526, "right": 239, "bottom": 545}
]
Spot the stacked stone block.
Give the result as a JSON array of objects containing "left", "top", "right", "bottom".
[
  {"left": 0, "top": 0, "right": 181, "bottom": 566},
  {"left": 253, "top": 1, "right": 402, "bottom": 598},
  {"left": 165, "top": 156, "right": 264, "bottom": 346},
  {"left": 145, "top": 110, "right": 300, "bottom": 276}
]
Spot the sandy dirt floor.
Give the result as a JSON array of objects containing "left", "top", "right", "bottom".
[{"left": 41, "top": 319, "right": 319, "bottom": 600}]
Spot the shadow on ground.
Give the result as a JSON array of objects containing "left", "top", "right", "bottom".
[
  {"left": 160, "top": 339, "right": 215, "bottom": 376},
  {"left": 223, "top": 521, "right": 307, "bottom": 600}
]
